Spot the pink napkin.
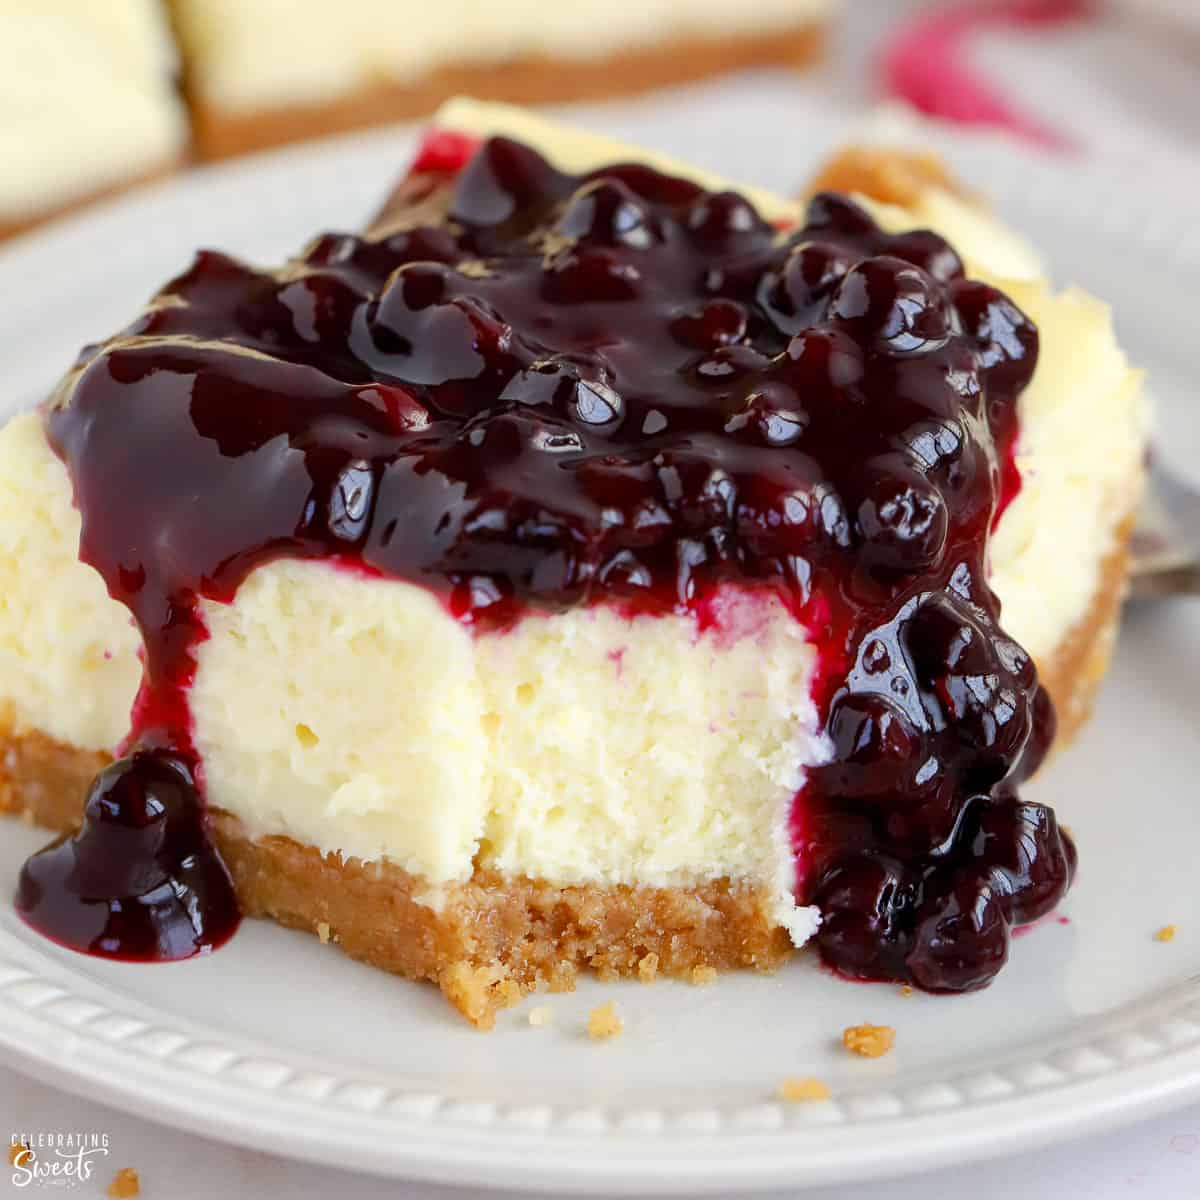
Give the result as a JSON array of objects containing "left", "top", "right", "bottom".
[{"left": 880, "top": 0, "right": 1094, "bottom": 149}]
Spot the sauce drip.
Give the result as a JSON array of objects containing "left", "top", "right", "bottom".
[{"left": 16, "top": 751, "right": 239, "bottom": 959}]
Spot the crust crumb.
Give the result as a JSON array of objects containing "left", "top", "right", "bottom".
[
  {"left": 528, "top": 1004, "right": 554, "bottom": 1027},
  {"left": 587, "top": 1001, "right": 623, "bottom": 1040},
  {"left": 777, "top": 1076, "right": 831, "bottom": 1103},
  {"left": 316, "top": 921, "right": 331, "bottom": 944},
  {"left": 496, "top": 978, "right": 523, "bottom": 1008},
  {"left": 1154, "top": 924, "right": 1177, "bottom": 943},
  {"left": 107, "top": 1168, "right": 140, "bottom": 1199},
  {"left": 440, "top": 962, "right": 523, "bottom": 1030},
  {"left": 8, "top": 1141, "right": 30, "bottom": 1167},
  {"left": 690, "top": 964, "right": 718, "bottom": 986},
  {"left": 843, "top": 1023, "right": 895, "bottom": 1058},
  {"left": 899, "top": 985, "right": 914, "bottom": 997},
  {"left": 806, "top": 146, "right": 965, "bottom": 208},
  {"left": 637, "top": 952, "right": 660, "bottom": 983}
]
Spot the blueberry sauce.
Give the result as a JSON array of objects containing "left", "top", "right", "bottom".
[
  {"left": 16, "top": 751, "right": 238, "bottom": 959},
  {"left": 29, "top": 131, "right": 1073, "bottom": 986}
]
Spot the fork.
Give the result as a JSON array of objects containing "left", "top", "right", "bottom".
[{"left": 1130, "top": 458, "right": 1200, "bottom": 598}]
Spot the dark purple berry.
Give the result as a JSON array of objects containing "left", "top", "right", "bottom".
[
  {"left": 759, "top": 240, "right": 853, "bottom": 334},
  {"left": 975, "top": 800, "right": 1075, "bottom": 924},
  {"left": 804, "top": 191, "right": 876, "bottom": 236},
  {"left": 884, "top": 228, "right": 965, "bottom": 283},
  {"left": 829, "top": 256, "right": 950, "bottom": 355},
  {"left": 450, "top": 136, "right": 561, "bottom": 225},
  {"left": 670, "top": 299, "right": 749, "bottom": 349},
  {"left": 814, "top": 854, "right": 920, "bottom": 980},
  {"left": 823, "top": 692, "right": 926, "bottom": 797},
  {"left": 952, "top": 279, "right": 1039, "bottom": 395},
  {"left": 854, "top": 463, "right": 949, "bottom": 572},
  {"left": 907, "top": 866, "right": 1011, "bottom": 992},
  {"left": 556, "top": 178, "right": 660, "bottom": 249},
  {"left": 686, "top": 190, "right": 764, "bottom": 243},
  {"left": 16, "top": 751, "right": 239, "bottom": 962},
  {"left": 543, "top": 247, "right": 642, "bottom": 303},
  {"left": 723, "top": 383, "right": 808, "bottom": 447}
]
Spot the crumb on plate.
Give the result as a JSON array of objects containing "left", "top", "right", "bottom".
[
  {"left": 316, "top": 921, "right": 331, "bottom": 944},
  {"left": 690, "top": 965, "right": 718, "bottom": 986},
  {"left": 843, "top": 1023, "right": 895, "bottom": 1058},
  {"left": 1154, "top": 924, "right": 1177, "bottom": 943},
  {"left": 528, "top": 1004, "right": 554, "bottom": 1027},
  {"left": 777, "top": 1076, "right": 831, "bottom": 1103},
  {"left": 587, "top": 1001, "right": 623, "bottom": 1040},
  {"left": 899, "top": 985, "right": 913, "bottom": 997},
  {"left": 8, "top": 1141, "right": 30, "bottom": 1167},
  {"left": 440, "top": 961, "right": 524, "bottom": 1030},
  {"left": 107, "top": 1167, "right": 140, "bottom": 1199}
]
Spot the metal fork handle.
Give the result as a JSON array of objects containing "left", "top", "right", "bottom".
[
  {"left": 1129, "top": 455, "right": 1200, "bottom": 599},
  {"left": 1129, "top": 562, "right": 1200, "bottom": 599}
]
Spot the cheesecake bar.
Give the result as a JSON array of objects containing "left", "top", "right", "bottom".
[
  {"left": 0, "top": 0, "right": 186, "bottom": 237},
  {"left": 0, "top": 100, "right": 1146, "bottom": 1025},
  {"left": 169, "top": 0, "right": 832, "bottom": 158}
]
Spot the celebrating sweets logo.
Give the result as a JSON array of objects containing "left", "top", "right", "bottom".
[{"left": 9, "top": 1132, "right": 110, "bottom": 1189}]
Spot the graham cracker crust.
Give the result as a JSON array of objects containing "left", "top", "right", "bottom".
[
  {"left": 216, "top": 819, "right": 790, "bottom": 1028},
  {"left": 183, "top": 24, "right": 824, "bottom": 160},
  {"left": 0, "top": 521, "right": 1133, "bottom": 1025},
  {"left": 805, "top": 145, "right": 968, "bottom": 208}
]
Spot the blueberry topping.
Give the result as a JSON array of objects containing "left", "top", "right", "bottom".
[{"left": 35, "top": 133, "right": 1065, "bottom": 985}]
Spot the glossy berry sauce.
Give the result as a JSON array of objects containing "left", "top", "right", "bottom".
[
  {"left": 26, "top": 131, "right": 1074, "bottom": 987},
  {"left": 16, "top": 751, "right": 238, "bottom": 959}
]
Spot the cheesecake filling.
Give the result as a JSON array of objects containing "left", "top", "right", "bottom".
[
  {"left": 191, "top": 563, "right": 824, "bottom": 945},
  {"left": 0, "top": 0, "right": 185, "bottom": 223},
  {"left": 15, "top": 121, "right": 1076, "bottom": 991}
]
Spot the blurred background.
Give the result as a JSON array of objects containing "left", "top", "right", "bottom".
[{"left": 2, "top": 0, "right": 1198, "bottom": 238}]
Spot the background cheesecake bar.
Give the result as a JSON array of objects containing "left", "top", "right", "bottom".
[
  {"left": 168, "top": 0, "right": 833, "bottom": 158},
  {"left": 0, "top": 100, "right": 1146, "bottom": 1025},
  {"left": 0, "top": 0, "right": 186, "bottom": 238}
]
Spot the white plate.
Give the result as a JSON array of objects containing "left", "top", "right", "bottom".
[{"left": 0, "top": 86, "right": 1197, "bottom": 1195}]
